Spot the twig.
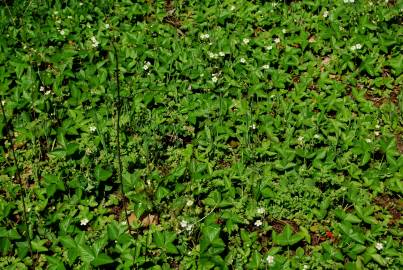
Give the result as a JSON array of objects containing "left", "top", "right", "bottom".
[
  {"left": 0, "top": 97, "right": 33, "bottom": 261},
  {"left": 111, "top": 40, "right": 132, "bottom": 235}
]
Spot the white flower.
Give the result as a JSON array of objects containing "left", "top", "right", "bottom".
[
  {"left": 303, "top": 265, "right": 309, "bottom": 270},
  {"left": 262, "top": 64, "right": 270, "bottom": 70},
  {"left": 90, "top": 36, "right": 99, "bottom": 48},
  {"left": 365, "top": 138, "right": 372, "bottom": 143},
  {"left": 272, "top": 2, "right": 278, "bottom": 7},
  {"left": 267, "top": 255, "right": 275, "bottom": 265},
  {"left": 200, "top": 33, "right": 210, "bottom": 40},
  {"left": 105, "top": 23, "right": 110, "bottom": 29},
  {"left": 344, "top": 0, "right": 354, "bottom": 3},
  {"left": 89, "top": 125, "right": 97, "bottom": 133},
  {"left": 257, "top": 207, "right": 265, "bottom": 214},
  {"left": 313, "top": 134, "right": 320, "bottom": 139},
  {"left": 282, "top": 29, "right": 286, "bottom": 34},
  {"left": 297, "top": 136, "right": 304, "bottom": 143},
  {"left": 323, "top": 10, "right": 329, "bottom": 18},
  {"left": 143, "top": 61, "right": 151, "bottom": 70},
  {"left": 80, "top": 218, "right": 89, "bottom": 226},
  {"left": 375, "top": 124, "right": 380, "bottom": 129},
  {"left": 254, "top": 220, "right": 262, "bottom": 227},
  {"left": 67, "top": 15, "right": 72, "bottom": 19},
  {"left": 208, "top": 52, "right": 218, "bottom": 59},
  {"left": 242, "top": 38, "right": 250, "bottom": 45},
  {"left": 180, "top": 220, "right": 194, "bottom": 231},
  {"left": 374, "top": 131, "right": 380, "bottom": 136},
  {"left": 274, "top": 37, "right": 280, "bottom": 44},
  {"left": 45, "top": 90, "right": 51, "bottom": 95},
  {"left": 40, "top": 86, "right": 45, "bottom": 92},
  {"left": 79, "top": 2, "right": 83, "bottom": 6},
  {"left": 59, "top": 29, "right": 65, "bottom": 35},
  {"left": 212, "top": 75, "right": 218, "bottom": 83},
  {"left": 266, "top": 45, "right": 273, "bottom": 50},
  {"left": 186, "top": 200, "right": 194, "bottom": 207},
  {"left": 375, "top": 242, "right": 384, "bottom": 251},
  {"left": 240, "top": 58, "right": 246, "bottom": 63},
  {"left": 180, "top": 220, "right": 188, "bottom": 228},
  {"left": 219, "top": 51, "right": 225, "bottom": 57},
  {"left": 351, "top": 44, "right": 362, "bottom": 51},
  {"left": 230, "top": 5, "right": 236, "bottom": 11},
  {"left": 1, "top": 100, "right": 5, "bottom": 106}
]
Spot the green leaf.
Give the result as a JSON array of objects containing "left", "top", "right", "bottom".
[
  {"left": 95, "top": 166, "right": 113, "bottom": 181},
  {"left": 92, "top": 253, "right": 114, "bottom": 267},
  {"left": 47, "top": 256, "right": 66, "bottom": 270},
  {"left": 59, "top": 236, "right": 76, "bottom": 249},
  {"left": 78, "top": 244, "right": 95, "bottom": 263},
  {"left": 272, "top": 224, "right": 304, "bottom": 246},
  {"left": 32, "top": 239, "right": 48, "bottom": 252}
]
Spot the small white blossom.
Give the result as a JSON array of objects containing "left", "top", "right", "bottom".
[
  {"left": 240, "top": 58, "right": 246, "bottom": 63},
  {"left": 230, "top": 5, "right": 236, "bottom": 11},
  {"left": 219, "top": 51, "right": 225, "bottom": 57},
  {"left": 186, "top": 200, "right": 194, "bottom": 207},
  {"left": 1, "top": 100, "right": 5, "bottom": 106},
  {"left": 323, "top": 10, "right": 329, "bottom": 18},
  {"left": 282, "top": 29, "right": 286, "bottom": 34},
  {"left": 262, "top": 64, "right": 270, "bottom": 70},
  {"left": 59, "top": 29, "right": 65, "bottom": 35},
  {"left": 200, "top": 33, "right": 210, "bottom": 40},
  {"left": 89, "top": 125, "right": 97, "bottom": 133},
  {"left": 143, "top": 61, "right": 151, "bottom": 70},
  {"left": 90, "top": 36, "right": 99, "bottom": 48},
  {"left": 375, "top": 242, "right": 384, "bottom": 251},
  {"left": 180, "top": 220, "right": 193, "bottom": 231},
  {"left": 374, "top": 131, "right": 380, "bottom": 136},
  {"left": 303, "top": 265, "right": 309, "bottom": 270},
  {"left": 266, "top": 45, "right": 273, "bottom": 50},
  {"left": 40, "top": 86, "right": 45, "bottom": 92},
  {"left": 344, "top": 0, "right": 355, "bottom": 3},
  {"left": 254, "top": 220, "right": 262, "bottom": 227},
  {"left": 365, "top": 138, "right": 372, "bottom": 143},
  {"left": 45, "top": 90, "right": 51, "bottom": 95},
  {"left": 180, "top": 220, "right": 188, "bottom": 228},
  {"left": 267, "top": 255, "right": 275, "bottom": 265},
  {"left": 375, "top": 124, "right": 380, "bottom": 129},
  {"left": 274, "top": 37, "right": 280, "bottom": 44},
  {"left": 297, "top": 136, "right": 304, "bottom": 143},
  {"left": 67, "top": 15, "right": 72, "bottom": 19},
  {"left": 257, "top": 207, "right": 265, "bottom": 214},
  {"left": 105, "top": 23, "right": 110, "bottom": 29},
  {"left": 208, "top": 52, "right": 219, "bottom": 59},
  {"left": 251, "top": 124, "right": 256, "bottom": 130},
  {"left": 242, "top": 38, "right": 250, "bottom": 45},
  {"left": 212, "top": 75, "right": 218, "bottom": 83},
  {"left": 80, "top": 218, "right": 89, "bottom": 226},
  {"left": 351, "top": 44, "right": 362, "bottom": 51},
  {"left": 79, "top": 2, "right": 83, "bottom": 6}
]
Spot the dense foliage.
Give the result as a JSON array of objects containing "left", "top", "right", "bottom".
[{"left": 0, "top": 0, "right": 402, "bottom": 269}]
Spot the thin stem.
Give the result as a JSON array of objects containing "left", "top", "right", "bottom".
[
  {"left": 0, "top": 97, "right": 33, "bottom": 260},
  {"left": 111, "top": 41, "right": 132, "bottom": 235}
]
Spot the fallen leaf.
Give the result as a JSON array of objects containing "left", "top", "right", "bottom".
[{"left": 141, "top": 214, "right": 158, "bottom": 227}]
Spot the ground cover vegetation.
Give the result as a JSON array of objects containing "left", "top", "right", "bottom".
[{"left": 0, "top": 0, "right": 402, "bottom": 269}]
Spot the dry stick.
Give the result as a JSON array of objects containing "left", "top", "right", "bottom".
[
  {"left": 111, "top": 41, "right": 132, "bottom": 235},
  {"left": 0, "top": 98, "right": 33, "bottom": 260}
]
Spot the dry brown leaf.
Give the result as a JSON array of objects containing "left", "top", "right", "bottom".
[
  {"left": 141, "top": 214, "right": 158, "bottom": 227},
  {"left": 128, "top": 213, "right": 137, "bottom": 225}
]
